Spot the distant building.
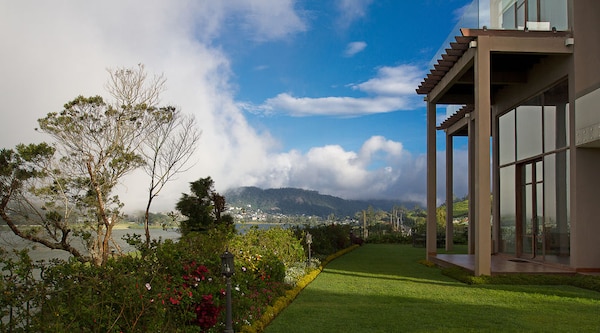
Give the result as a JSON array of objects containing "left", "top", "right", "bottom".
[{"left": 417, "top": 0, "right": 600, "bottom": 275}]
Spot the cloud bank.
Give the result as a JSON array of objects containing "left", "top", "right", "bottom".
[{"left": 0, "top": 1, "right": 460, "bottom": 212}]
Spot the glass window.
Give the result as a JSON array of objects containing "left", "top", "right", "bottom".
[
  {"left": 544, "top": 106, "right": 556, "bottom": 151},
  {"left": 502, "top": 1, "right": 516, "bottom": 29},
  {"left": 544, "top": 80, "right": 569, "bottom": 149},
  {"left": 516, "top": 105, "right": 543, "bottom": 160},
  {"left": 499, "top": 110, "right": 515, "bottom": 165},
  {"left": 543, "top": 151, "right": 570, "bottom": 258},
  {"left": 541, "top": 0, "right": 568, "bottom": 30},
  {"left": 544, "top": 154, "right": 557, "bottom": 230},
  {"left": 527, "top": 0, "right": 538, "bottom": 22},
  {"left": 496, "top": 80, "right": 570, "bottom": 258},
  {"left": 500, "top": 165, "right": 516, "bottom": 253},
  {"left": 516, "top": 0, "right": 525, "bottom": 28}
]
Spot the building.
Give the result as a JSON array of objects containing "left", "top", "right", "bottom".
[{"left": 417, "top": 0, "right": 600, "bottom": 275}]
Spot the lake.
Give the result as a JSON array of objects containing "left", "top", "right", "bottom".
[
  {"left": 0, "top": 228, "right": 181, "bottom": 262},
  {"left": 0, "top": 223, "right": 295, "bottom": 262}
]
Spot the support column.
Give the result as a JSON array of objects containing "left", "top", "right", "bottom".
[
  {"left": 468, "top": 115, "right": 475, "bottom": 255},
  {"left": 491, "top": 107, "right": 499, "bottom": 254},
  {"left": 474, "top": 36, "right": 492, "bottom": 276},
  {"left": 445, "top": 132, "right": 454, "bottom": 251},
  {"left": 426, "top": 99, "right": 437, "bottom": 260}
]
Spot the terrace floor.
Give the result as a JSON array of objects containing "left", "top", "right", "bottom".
[{"left": 431, "top": 254, "right": 576, "bottom": 275}]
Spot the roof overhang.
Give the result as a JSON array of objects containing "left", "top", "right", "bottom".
[{"left": 417, "top": 28, "right": 574, "bottom": 111}]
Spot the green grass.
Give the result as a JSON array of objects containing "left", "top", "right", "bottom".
[{"left": 264, "top": 244, "right": 600, "bottom": 333}]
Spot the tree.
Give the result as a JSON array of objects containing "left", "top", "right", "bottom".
[
  {"left": 105, "top": 65, "right": 202, "bottom": 245},
  {"left": 176, "top": 177, "right": 233, "bottom": 235},
  {"left": 36, "top": 94, "right": 172, "bottom": 265},
  {"left": 0, "top": 65, "right": 185, "bottom": 266},
  {"left": 140, "top": 112, "right": 200, "bottom": 244},
  {"left": 0, "top": 143, "right": 87, "bottom": 260},
  {"left": 1, "top": 65, "right": 202, "bottom": 264}
]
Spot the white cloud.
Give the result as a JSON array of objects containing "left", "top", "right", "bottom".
[
  {"left": 251, "top": 135, "right": 430, "bottom": 202},
  {"left": 224, "top": 0, "right": 308, "bottom": 41},
  {"left": 351, "top": 65, "right": 423, "bottom": 96},
  {"left": 336, "top": 0, "right": 374, "bottom": 28},
  {"left": 344, "top": 41, "right": 367, "bottom": 57},
  {"left": 247, "top": 136, "right": 470, "bottom": 206},
  {"left": 248, "top": 93, "right": 410, "bottom": 117},
  {"left": 0, "top": 0, "right": 304, "bottom": 212},
  {"left": 0, "top": 1, "right": 464, "bottom": 212},
  {"left": 244, "top": 64, "right": 424, "bottom": 117}
]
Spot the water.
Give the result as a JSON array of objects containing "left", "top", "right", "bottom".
[
  {"left": 0, "top": 228, "right": 180, "bottom": 262},
  {"left": 0, "top": 223, "right": 299, "bottom": 262}
]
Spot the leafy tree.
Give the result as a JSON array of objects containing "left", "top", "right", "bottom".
[
  {"left": 176, "top": 177, "right": 233, "bottom": 235},
  {"left": 0, "top": 143, "right": 87, "bottom": 260},
  {"left": 0, "top": 65, "right": 185, "bottom": 266}
]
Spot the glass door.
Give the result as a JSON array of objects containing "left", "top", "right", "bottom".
[{"left": 517, "top": 160, "right": 544, "bottom": 258}]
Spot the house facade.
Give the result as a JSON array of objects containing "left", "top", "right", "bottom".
[{"left": 417, "top": 0, "right": 600, "bottom": 275}]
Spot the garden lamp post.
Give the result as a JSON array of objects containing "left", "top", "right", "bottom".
[
  {"left": 306, "top": 232, "right": 312, "bottom": 265},
  {"left": 221, "top": 250, "right": 234, "bottom": 333}
]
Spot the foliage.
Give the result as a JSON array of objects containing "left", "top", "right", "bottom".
[
  {"left": 0, "top": 225, "right": 318, "bottom": 332},
  {"left": 176, "top": 177, "right": 233, "bottom": 235},
  {"left": 292, "top": 224, "right": 352, "bottom": 258},
  {"left": 0, "top": 64, "right": 192, "bottom": 266},
  {"left": 0, "top": 248, "right": 46, "bottom": 332},
  {"left": 239, "top": 245, "right": 359, "bottom": 333},
  {"left": 367, "top": 231, "right": 412, "bottom": 244},
  {"left": 0, "top": 143, "right": 88, "bottom": 260},
  {"left": 230, "top": 227, "right": 305, "bottom": 269}
]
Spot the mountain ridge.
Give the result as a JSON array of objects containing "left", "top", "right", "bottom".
[{"left": 224, "top": 186, "right": 420, "bottom": 218}]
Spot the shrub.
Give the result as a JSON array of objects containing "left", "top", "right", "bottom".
[
  {"left": 367, "top": 232, "right": 411, "bottom": 244},
  {"left": 230, "top": 227, "right": 305, "bottom": 268},
  {"left": 292, "top": 224, "right": 351, "bottom": 258}
]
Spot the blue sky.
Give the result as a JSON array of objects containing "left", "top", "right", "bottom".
[{"left": 0, "top": 0, "right": 472, "bottom": 212}]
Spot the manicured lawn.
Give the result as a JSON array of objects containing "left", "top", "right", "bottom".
[{"left": 264, "top": 244, "right": 600, "bottom": 333}]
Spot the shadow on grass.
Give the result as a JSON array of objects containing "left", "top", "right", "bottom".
[
  {"left": 264, "top": 244, "right": 600, "bottom": 333},
  {"left": 265, "top": 283, "right": 600, "bottom": 333},
  {"left": 322, "top": 268, "right": 463, "bottom": 287}
]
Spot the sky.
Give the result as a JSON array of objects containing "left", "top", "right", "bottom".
[{"left": 0, "top": 0, "right": 473, "bottom": 213}]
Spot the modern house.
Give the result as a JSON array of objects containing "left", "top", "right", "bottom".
[{"left": 417, "top": 0, "right": 600, "bottom": 275}]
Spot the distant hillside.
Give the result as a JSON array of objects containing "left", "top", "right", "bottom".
[{"left": 224, "top": 187, "right": 420, "bottom": 218}]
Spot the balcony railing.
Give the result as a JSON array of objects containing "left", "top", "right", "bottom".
[{"left": 429, "top": 0, "right": 569, "bottom": 67}]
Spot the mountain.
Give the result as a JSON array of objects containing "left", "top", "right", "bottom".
[{"left": 223, "top": 187, "right": 420, "bottom": 218}]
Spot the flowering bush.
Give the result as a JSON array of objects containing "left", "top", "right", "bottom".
[{"left": 0, "top": 226, "right": 317, "bottom": 332}]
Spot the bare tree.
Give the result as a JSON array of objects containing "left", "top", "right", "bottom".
[
  {"left": 140, "top": 110, "right": 201, "bottom": 245},
  {"left": 105, "top": 64, "right": 201, "bottom": 245},
  {"left": 105, "top": 63, "right": 166, "bottom": 108}
]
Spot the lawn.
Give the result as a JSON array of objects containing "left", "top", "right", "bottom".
[{"left": 264, "top": 244, "right": 600, "bottom": 333}]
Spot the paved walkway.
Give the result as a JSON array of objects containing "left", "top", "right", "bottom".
[{"left": 433, "top": 253, "right": 576, "bottom": 275}]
